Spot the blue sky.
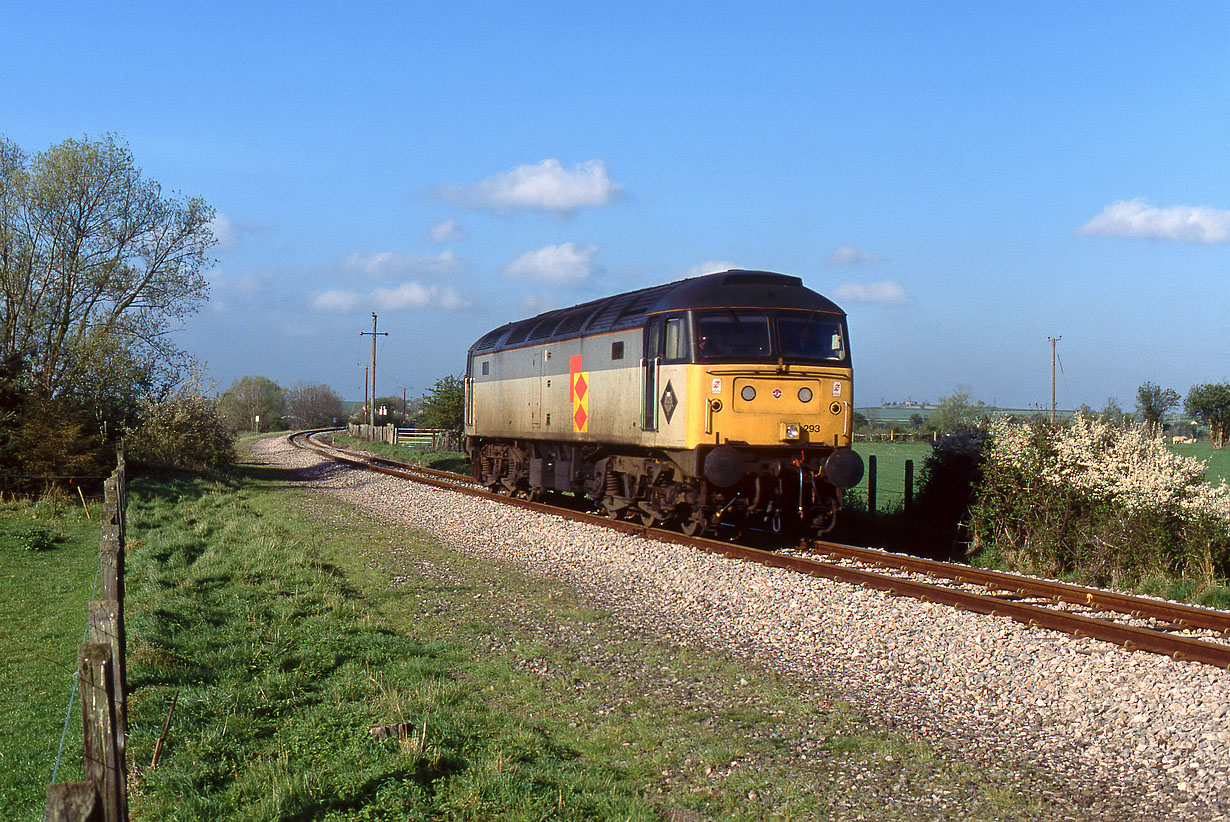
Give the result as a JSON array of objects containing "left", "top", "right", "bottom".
[{"left": 5, "top": 2, "right": 1228, "bottom": 409}]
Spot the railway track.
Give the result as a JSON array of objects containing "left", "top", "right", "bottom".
[{"left": 290, "top": 429, "right": 1230, "bottom": 670}]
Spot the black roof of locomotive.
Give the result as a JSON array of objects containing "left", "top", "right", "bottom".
[{"left": 469, "top": 270, "right": 846, "bottom": 354}]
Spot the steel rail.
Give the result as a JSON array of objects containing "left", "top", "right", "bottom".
[
  {"left": 806, "top": 541, "right": 1230, "bottom": 636},
  {"left": 287, "top": 430, "right": 1230, "bottom": 669}
]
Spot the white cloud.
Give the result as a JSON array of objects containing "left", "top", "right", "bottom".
[
  {"left": 684, "top": 260, "right": 739, "bottom": 278},
  {"left": 441, "top": 159, "right": 623, "bottom": 214},
  {"left": 828, "top": 245, "right": 884, "bottom": 265},
  {"left": 340, "top": 249, "right": 462, "bottom": 279},
  {"left": 1080, "top": 198, "right": 1230, "bottom": 243},
  {"left": 429, "top": 217, "right": 465, "bottom": 244},
  {"left": 372, "top": 281, "right": 432, "bottom": 309},
  {"left": 505, "top": 243, "right": 598, "bottom": 284},
  {"left": 372, "top": 282, "right": 466, "bottom": 311},
  {"left": 313, "top": 289, "right": 363, "bottom": 313},
  {"left": 833, "top": 281, "right": 912, "bottom": 305},
  {"left": 209, "top": 212, "right": 241, "bottom": 251},
  {"left": 313, "top": 282, "right": 467, "bottom": 314}
]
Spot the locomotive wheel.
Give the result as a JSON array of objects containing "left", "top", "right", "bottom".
[
  {"left": 640, "top": 512, "right": 657, "bottom": 528},
  {"left": 681, "top": 515, "right": 706, "bottom": 537}
]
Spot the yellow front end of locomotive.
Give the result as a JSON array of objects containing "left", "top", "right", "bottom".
[{"left": 682, "top": 367, "right": 854, "bottom": 449}]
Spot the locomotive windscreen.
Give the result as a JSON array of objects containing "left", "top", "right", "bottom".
[{"left": 695, "top": 310, "right": 847, "bottom": 363}]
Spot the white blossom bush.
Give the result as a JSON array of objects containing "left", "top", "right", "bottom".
[{"left": 970, "top": 414, "right": 1230, "bottom": 587}]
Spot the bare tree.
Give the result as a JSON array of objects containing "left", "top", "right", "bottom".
[{"left": 286, "top": 382, "right": 345, "bottom": 428}]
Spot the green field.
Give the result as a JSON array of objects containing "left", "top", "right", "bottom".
[
  {"left": 850, "top": 441, "right": 933, "bottom": 511},
  {"left": 1169, "top": 441, "right": 1230, "bottom": 485}
]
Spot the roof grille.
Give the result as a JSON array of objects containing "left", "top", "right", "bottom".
[{"left": 723, "top": 272, "right": 802, "bottom": 288}]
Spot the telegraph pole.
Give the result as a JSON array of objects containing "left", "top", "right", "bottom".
[
  {"left": 360, "top": 314, "right": 388, "bottom": 428},
  {"left": 1049, "top": 336, "right": 1061, "bottom": 423}
]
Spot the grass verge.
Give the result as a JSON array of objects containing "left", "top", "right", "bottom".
[{"left": 0, "top": 496, "right": 100, "bottom": 818}]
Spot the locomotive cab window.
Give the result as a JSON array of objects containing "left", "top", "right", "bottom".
[
  {"left": 643, "top": 316, "right": 689, "bottom": 361},
  {"left": 611, "top": 341, "right": 624, "bottom": 360},
  {"left": 777, "top": 313, "right": 847, "bottom": 362},
  {"left": 663, "top": 317, "right": 689, "bottom": 361},
  {"left": 696, "top": 312, "right": 772, "bottom": 360}
]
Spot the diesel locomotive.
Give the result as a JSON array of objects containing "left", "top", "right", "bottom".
[{"left": 463, "top": 270, "right": 864, "bottom": 536}]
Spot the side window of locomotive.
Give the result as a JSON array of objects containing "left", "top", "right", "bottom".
[
  {"left": 645, "top": 319, "right": 663, "bottom": 360},
  {"left": 696, "top": 313, "right": 772, "bottom": 359},
  {"left": 778, "top": 315, "right": 846, "bottom": 361},
  {"left": 481, "top": 360, "right": 490, "bottom": 375},
  {"left": 663, "top": 317, "right": 689, "bottom": 361},
  {"left": 611, "top": 341, "right": 624, "bottom": 360}
]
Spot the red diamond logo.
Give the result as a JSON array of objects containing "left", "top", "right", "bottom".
[
  {"left": 574, "top": 405, "right": 588, "bottom": 430},
  {"left": 573, "top": 372, "right": 588, "bottom": 401}
]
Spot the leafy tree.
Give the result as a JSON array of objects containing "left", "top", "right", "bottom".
[
  {"left": 929, "top": 389, "right": 989, "bottom": 434},
  {"left": 286, "top": 382, "right": 346, "bottom": 428},
  {"left": 1099, "top": 397, "right": 1128, "bottom": 425},
  {"left": 1136, "top": 381, "right": 1180, "bottom": 435},
  {"left": 416, "top": 375, "right": 464, "bottom": 434},
  {"left": 0, "top": 134, "right": 215, "bottom": 407},
  {"left": 1186, "top": 382, "right": 1230, "bottom": 449},
  {"left": 0, "top": 352, "right": 29, "bottom": 485},
  {"left": 8, "top": 397, "right": 102, "bottom": 494},
  {"left": 217, "top": 376, "right": 285, "bottom": 432}
]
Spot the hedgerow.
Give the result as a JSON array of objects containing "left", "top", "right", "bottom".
[
  {"left": 969, "top": 414, "right": 1230, "bottom": 588},
  {"left": 127, "top": 381, "right": 234, "bottom": 473}
]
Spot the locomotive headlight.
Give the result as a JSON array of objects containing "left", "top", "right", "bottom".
[
  {"left": 780, "top": 422, "right": 802, "bottom": 441},
  {"left": 741, "top": 385, "right": 757, "bottom": 401},
  {"left": 798, "top": 387, "right": 813, "bottom": 403}
]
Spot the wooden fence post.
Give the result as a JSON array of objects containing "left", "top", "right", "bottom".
[
  {"left": 78, "top": 644, "right": 125, "bottom": 822},
  {"left": 867, "top": 455, "right": 878, "bottom": 514},
  {"left": 45, "top": 781, "right": 103, "bottom": 822},
  {"left": 88, "top": 601, "right": 126, "bottom": 766},
  {"left": 99, "top": 529, "right": 124, "bottom": 609}
]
